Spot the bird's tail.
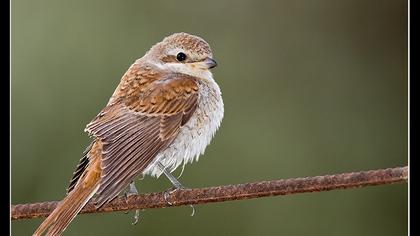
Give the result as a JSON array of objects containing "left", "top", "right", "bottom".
[{"left": 33, "top": 161, "right": 101, "bottom": 236}]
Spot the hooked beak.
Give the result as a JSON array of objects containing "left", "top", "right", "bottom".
[{"left": 204, "top": 57, "right": 217, "bottom": 69}]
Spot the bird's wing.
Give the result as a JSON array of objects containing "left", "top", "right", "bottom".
[
  {"left": 66, "top": 142, "right": 94, "bottom": 193},
  {"left": 85, "top": 65, "right": 199, "bottom": 207}
]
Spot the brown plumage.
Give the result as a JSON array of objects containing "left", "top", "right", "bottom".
[
  {"left": 33, "top": 140, "right": 102, "bottom": 236},
  {"left": 33, "top": 32, "right": 223, "bottom": 235},
  {"left": 86, "top": 73, "right": 199, "bottom": 206}
]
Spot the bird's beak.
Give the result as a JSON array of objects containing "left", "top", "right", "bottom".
[
  {"left": 191, "top": 57, "right": 217, "bottom": 70},
  {"left": 204, "top": 57, "right": 217, "bottom": 69}
]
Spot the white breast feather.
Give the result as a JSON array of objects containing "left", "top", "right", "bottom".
[{"left": 143, "top": 71, "right": 224, "bottom": 178}]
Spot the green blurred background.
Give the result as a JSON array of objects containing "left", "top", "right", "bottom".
[{"left": 12, "top": 0, "right": 407, "bottom": 235}]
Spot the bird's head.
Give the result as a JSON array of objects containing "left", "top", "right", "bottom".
[{"left": 145, "top": 32, "right": 217, "bottom": 80}]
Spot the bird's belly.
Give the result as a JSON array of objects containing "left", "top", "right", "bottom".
[{"left": 143, "top": 81, "right": 224, "bottom": 178}]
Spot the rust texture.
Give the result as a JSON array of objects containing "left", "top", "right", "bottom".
[{"left": 11, "top": 166, "right": 408, "bottom": 220}]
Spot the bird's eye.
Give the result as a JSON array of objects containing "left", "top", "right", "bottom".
[{"left": 176, "top": 52, "right": 187, "bottom": 62}]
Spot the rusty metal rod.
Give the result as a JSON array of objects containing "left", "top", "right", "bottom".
[{"left": 11, "top": 166, "right": 408, "bottom": 220}]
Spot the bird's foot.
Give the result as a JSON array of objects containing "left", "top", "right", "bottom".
[
  {"left": 157, "top": 161, "right": 195, "bottom": 216},
  {"left": 123, "top": 182, "right": 142, "bottom": 225},
  {"left": 163, "top": 186, "right": 180, "bottom": 206},
  {"left": 163, "top": 186, "right": 195, "bottom": 216}
]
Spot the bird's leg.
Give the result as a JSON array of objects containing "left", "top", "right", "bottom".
[
  {"left": 157, "top": 161, "right": 195, "bottom": 216},
  {"left": 123, "top": 181, "right": 141, "bottom": 225},
  {"left": 157, "top": 162, "right": 184, "bottom": 189}
]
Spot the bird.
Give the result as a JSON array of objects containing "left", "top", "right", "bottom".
[{"left": 33, "top": 32, "right": 224, "bottom": 236}]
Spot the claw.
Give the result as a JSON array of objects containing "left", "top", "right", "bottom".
[
  {"left": 156, "top": 161, "right": 197, "bottom": 216},
  {"left": 162, "top": 187, "right": 196, "bottom": 216},
  {"left": 189, "top": 204, "right": 195, "bottom": 216},
  {"left": 163, "top": 187, "right": 178, "bottom": 206},
  {"left": 125, "top": 182, "right": 142, "bottom": 224},
  {"left": 131, "top": 210, "right": 140, "bottom": 225}
]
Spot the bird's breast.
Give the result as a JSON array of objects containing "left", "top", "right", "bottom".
[{"left": 143, "top": 79, "right": 224, "bottom": 177}]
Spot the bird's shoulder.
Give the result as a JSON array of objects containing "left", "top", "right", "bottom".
[{"left": 108, "top": 61, "right": 199, "bottom": 116}]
